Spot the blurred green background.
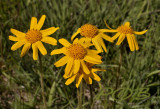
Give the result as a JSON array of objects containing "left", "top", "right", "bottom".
[{"left": 0, "top": 0, "right": 160, "bottom": 109}]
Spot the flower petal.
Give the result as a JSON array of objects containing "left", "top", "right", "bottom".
[
  {"left": 9, "top": 36, "right": 19, "bottom": 41},
  {"left": 76, "top": 73, "right": 83, "bottom": 88},
  {"left": 59, "top": 38, "right": 71, "bottom": 47},
  {"left": 41, "top": 27, "right": 59, "bottom": 36},
  {"left": 80, "top": 60, "right": 90, "bottom": 74},
  {"left": 92, "top": 38, "right": 103, "bottom": 52},
  {"left": 36, "top": 15, "right": 46, "bottom": 30},
  {"left": 101, "top": 33, "right": 113, "bottom": 42},
  {"left": 134, "top": 30, "right": 147, "bottom": 35},
  {"left": 126, "top": 34, "right": 135, "bottom": 51},
  {"left": 112, "top": 32, "right": 121, "bottom": 41},
  {"left": 41, "top": 37, "right": 57, "bottom": 45},
  {"left": 10, "top": 29, "right": 25, "bottom": 38},
  {"left": 36, "top": 41, "right": 47, "bottom": 55},
  {"left": 65, "top": 58, "right": 74, "bottom": 76},
  {"left": 21, "top": 43, "right": 31, "bottom": 57},
  {"left": 71, "top": 28, "right": 81, "bottom": 40},
  {"left": 32, "top": 43, "right": 38, "bottom": 60},
  {"left": 132, "top": 35, "right": 139, "bottom": 50},
  {"left": 74, "top": 60, "right": 80, "bottom": 74},
  {"left": 65, "top": 74, "right": 77, "bottom": 85},
  {"left": 50, "top": 47, "right": 66, "bottom": 55},
  {"left": 84, "top": 55, "right": 102, "bottom": 64},
  {"left": 97, "top": 37, "right": 107, "bottom": 52},
  {"left": 124, "top": 22, "right": 130, "bottom": 27},
  {"left": 30, "top": 17, "right": 37, "bottom": 29},
  {"left": 90, "top": 70, "right": 101, "bottom": 81},
  {"left": 11, "top": 41, "right": 26, "bottom": 51},
  {"left": 116, "top": 34, "right": 125, "bottom": 45},
  {"left": 54, "top": 56, "right": 68, "bottom": 67},
  {"left": 99, "top": 29, "right": 117, "bottom": 33}
]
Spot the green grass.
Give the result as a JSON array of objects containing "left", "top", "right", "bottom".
[{"left": 0, "top": 0, "right": 160, "bottom": 108}]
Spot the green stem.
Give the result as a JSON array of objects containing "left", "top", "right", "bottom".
[
  {"left": 113, "top": 45, "right": 123, "bottom": 109},
  {"left": 89, "top": 85, "right": 93, "bottom": 105},
  {"left": 38, "top": 53, "right": 47, "bottom": 109},
  {"left": 78, "top": 81, "right": 83, "bottom": 109}
]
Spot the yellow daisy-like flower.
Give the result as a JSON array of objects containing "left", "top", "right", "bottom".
[
  {"left": 51, "top": 38, "right": 102, "bottom": 77},
  {"left": 9, "top": 15, "right": 59, "bottom": 60},
  {"left": 71, "top": 24, "right": 113, "bottom": 53},
  {"left": 104, "top": 21, "right": 147, "bottom": 51},
  {"left": 64, "top": 62, "right": 105, "bottom": 88}
]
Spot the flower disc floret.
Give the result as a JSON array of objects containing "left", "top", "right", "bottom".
[
  {"left": 117, "top": 25, "right": 133, "bottom": 34},
  {"left": 67, "top": 44, "right": 87, "bottom": 59},
  {"left": 80, "top": 24, "right": 98, "bottom": 38},
  {"left": 25, "top": 29, "right": 42, "bottom": 43}
]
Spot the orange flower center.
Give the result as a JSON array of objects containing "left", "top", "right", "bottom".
[
  {"left": 25, "top": 29, "right": 42, "bottom": 43},
  {"left": 80, "top": 24, "right": 99, "bottom": 38},
  {"left": 117, "top": 25, "right": 133, "bottom": 34},
  {"left": 67, "top": 44, "right": 87, "bottom": 59}
]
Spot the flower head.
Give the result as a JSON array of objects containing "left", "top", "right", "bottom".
[
  {"left": 64, "top": 62, "right": 105, "bottom": 88},
  {"left": 9, "top": 15, "right": 59, "bottom": 60},
  {"left": 104, "top": 21, "right": 147, "bottom": 51},
  {"left": 51, "top": 38, "right": 102, "bottom": 78},
  {"left": 71, "top": 24, "right": 113, "bottom": 53}
]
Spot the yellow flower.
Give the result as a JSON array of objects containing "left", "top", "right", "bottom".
[
  {"left": 51, "top": 38, "right": 102, "bottom": 77},
  {"left": 71, "top": 24, "right": 113, "bottom": 53},
  {"left": 9, "top": 15, "right": 59, "bottom": 60},
  {"left": 104, "top": 21, "right": 147, "bottom": 51},
  {"left": 64, "top": 62, "right": 105, "bottom": 88}
]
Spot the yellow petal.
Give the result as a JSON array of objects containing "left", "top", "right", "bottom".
[
  {"left": 10, "top": 29, "right": 25, "bottom": 38},
  {"left": 65, "top": 74, "right": 77, "bottom": 85},
  {"left": 124, "top": 22, "right": 130, "bottom": 27},
  {"left": 104, "top": 20, "right": 112, "bottom": 30},
  {"left": 54, "top": 56, "right": 68, "bottom": 67},
  {"left": 76, "top": 73, "right": 83, "bottom": 88},
  {"left": 11, "top": 41, "right": 26, "bottom": 51},
  {"left": 92, "top": 38, "right": 103, "bottom": 52},
  {"left": 126, "top": 34, "right": 135, "bottom": 51},
  {"left": 73, "top": 38, "right": 79, "bottom": 44},
  {"left": 83, "top": 75, "right": 92, "bottom": 84},
  {"left": 101, "top": 33, "right": 113, "bottom": 42},
  {"left": 50, "top": 47, "right": 66, "bottom": 55},
  {"left": 9, "top": 36, "right": 19, "bottom": 41},
  {"left": 80, "top": 60, "right": 90, "bottom": 74},
  {"left": 40, "top": 27, "right": 59, "bottom": 36},
  {"left": 116, "top": 34, "right": 125, "bottom": 45},
  {"left": 71, "top": 28, "right": 81, "bottom": 40},
  {"left": 112, "top": 32, "right": 121, "bottom": 41},
  {"left": 90, "top": 70, "right": 101, "bottom": 81},
  {"left": 36, "top": 15, "right": 46, "bottom": 30},
  {"left": 30, "top": 17, "right": 37, "bottom": 29},
  {"left": 132, "top": 35, "right": 139, "bottom": 50},
  {"left": 84, "top": 55, "right": 102, "bottom": 64},
  {"left": 41, "top": 37, "right": 57, "bottom": 45},
  {"left": 97, "top": 37, "right": 107, "bottom": 52},
  {"left": 87, "top": 49, "right": 100, "bottom": 54},
  {"left": 21, "top": 43, "right": 31, "bottom": 57},
  {"left": 32, "top": 43, "right": 38, "bottom": 60},
  {"left": 59, "top": 38, "right": 71, "bottom": 47},
  {"left": 36, "top": 41, "right": 47, "bottom": 55},
  {"left": 74, "top": 60, "right": 80, "bottom": 74},
  {"left": 65, "top": 58, "right": 74, "bottom": 76},
  {"left": 134, "top": 30, "right": 147, "bottom": 35},
  {"left": 99, "top": 29, "right": 117, "bottom": 33}
]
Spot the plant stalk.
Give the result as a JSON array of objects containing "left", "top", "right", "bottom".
[
  {"left": 78, "top": 81, "right": 83, "bottom": 109},
  {"left": 113, "top": 44, "right": 123, "bottom": 109},
  {"left": 38, "top": 53, "right": 47, "bottom": 109}
]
